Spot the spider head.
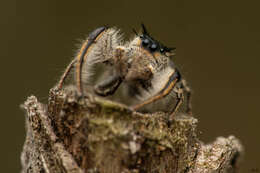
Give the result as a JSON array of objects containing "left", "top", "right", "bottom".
[{"left": 135, "top": 24, "right": 175, "bottom": 56}]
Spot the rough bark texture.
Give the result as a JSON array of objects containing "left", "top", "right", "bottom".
[{"left": 20, "top": 86, "right": 243, "bottom": 173}]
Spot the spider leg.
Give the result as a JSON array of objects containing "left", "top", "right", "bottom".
[
  {"left": 57, "top": 58, "right": 77, "bottom": 89},
  {"left": 76, "top": 26, "right": 107, "bottom": 95},
  {"left": 131, "top": 69, "right": 181, "bottom": 111},
  {"left": 94, "top": 74, "right": 122, "bottom": 96},
  {"left": 57, "top": 27, "right": 107, "bottom": 92},
  {"left": 181, "top": 79, "right": 192, "bottom": 115},
  {"left": 169, "top": 87, "right": 184, "bottom": 119}
]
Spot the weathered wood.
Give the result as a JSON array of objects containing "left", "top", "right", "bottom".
[{"left": 20, "top": 86, "right": 243, "bottom": 173}]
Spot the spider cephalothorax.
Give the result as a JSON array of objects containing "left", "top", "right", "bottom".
[
  {"left": 57, "top": 24, "right": 192, "bottom": 117},
  {"left": 138, "top": 24, "right": 175, "bottom": 54}
]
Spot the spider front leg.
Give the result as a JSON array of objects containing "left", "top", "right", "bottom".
[
  {"left": 94, "top": 74, "right": 122, "bottom": 96},
  {"left": 131, "top": 70, "right": 180, "bottom": 113},
  {"left": 56, "top": 26, "right": 107, "bottom": 92},
  {"left": 76, "top": 27, "right": 107, "bottom": 95}
]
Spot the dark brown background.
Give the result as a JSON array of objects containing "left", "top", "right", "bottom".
[{"left": 1, "top": 0, "right": 259, "bottom": 172}]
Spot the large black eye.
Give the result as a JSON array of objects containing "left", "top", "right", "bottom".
[
  {"left": 150, "top": 43, "right": 157, "bottom": 51},
  {"left": 142, "top": 39, "right": 149, "bottom": 46},
  {"left": 160, "top": 48, "right": 164, "bottom": 53}
]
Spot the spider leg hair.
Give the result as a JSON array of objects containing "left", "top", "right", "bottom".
[{"left": 131, "top": 69, "right": 181, "bottom": 111}]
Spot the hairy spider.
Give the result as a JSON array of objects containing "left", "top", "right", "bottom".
[{"left": 57, "top": 24, "right": 192, "bottom": 117}]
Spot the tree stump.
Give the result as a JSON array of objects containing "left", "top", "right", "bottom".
[{"left": 20, "top": 86, "right": 243, "bottom": 173}]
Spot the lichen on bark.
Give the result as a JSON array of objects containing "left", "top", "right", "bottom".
[{"left": 20, "top": 86, "right": 243, "bottom": 173}]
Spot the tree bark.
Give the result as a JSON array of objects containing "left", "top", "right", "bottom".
[{"left": 20, "top": 86, "right": 243, "bottom": 173}]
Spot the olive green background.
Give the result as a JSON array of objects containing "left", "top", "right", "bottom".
[{"left": 1, "top": 0, "right": 259, "bottom": 172}]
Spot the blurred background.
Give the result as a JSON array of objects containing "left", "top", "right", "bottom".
[{"left": 1, "top": 0, "right": 259, "bottom": 172}]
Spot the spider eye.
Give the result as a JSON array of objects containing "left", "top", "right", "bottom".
[
  {"left": 160, "top": 48, "right": 164, "bottom": 53},
  {"left": 142, "top": 39, "right": 149, "bottom": 46},
  {"left": 150, "top": 43, "right": 157, "bottom": 51}
]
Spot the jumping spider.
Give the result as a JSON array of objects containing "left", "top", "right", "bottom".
[{"left": 57, "top": 24, "right": 192, "bottom": 117}]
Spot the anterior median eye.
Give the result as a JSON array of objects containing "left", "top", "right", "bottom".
[{"left": 142, "top": 39, "right": 149, "bottom": 46}]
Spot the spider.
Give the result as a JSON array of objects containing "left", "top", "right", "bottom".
[{"left": 57, "top": 24, "right": 192, "bottom": 117}]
